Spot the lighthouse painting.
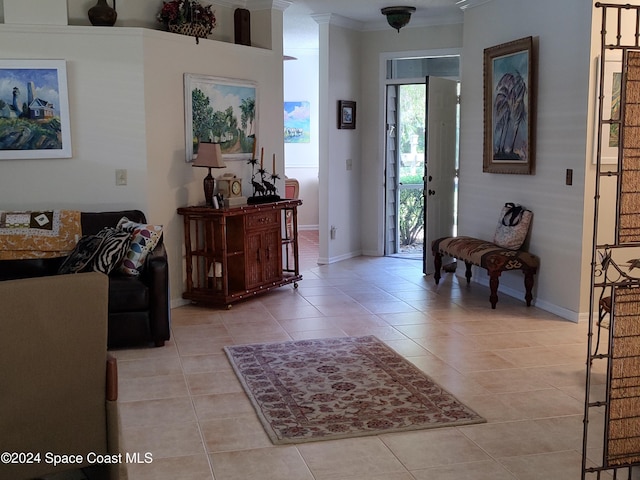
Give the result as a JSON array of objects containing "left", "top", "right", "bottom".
[{"left": 0, "top": 59, "right": 71, "bottom": 159}]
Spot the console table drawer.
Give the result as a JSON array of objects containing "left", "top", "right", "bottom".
[{"left": 246, "top": 210, "right": 279, "bottom": 230}]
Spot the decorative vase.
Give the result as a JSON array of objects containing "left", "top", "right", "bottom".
[{"left": 88, "top": 0, "right": 117, "bottom": 27}]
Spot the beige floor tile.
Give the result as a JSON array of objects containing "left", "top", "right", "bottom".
[
  {"left": 468, "top": 368, "right": 552, "bottom": 394},
  {"left": 266, "top": 305, "right": 324, "bottom": 322},
  {"left": 459, "top": 416, "right": 582, "bottom": 458},
  {"left": 498, "top": 450, "right": 587, "bottom": 480},
  {"left": 121, "top": 422, "right": 205, "bottom": 459},
  {"left": 297, "top": 437, "right": 406, "bottom": 479},
  {"left": 171, "top": 323, "right": 231, "bottom": 341},
  {"left": 210, "top": 447, "right": 313, "bottom": 480},
  {"left": 192, "top": 392, "right": 255, "bottom": 421},
  {"left": 125, "top": 454, "right": 213, "bottom": 480},
  {"left": 381, "top": 428, "right": 491, "bottom": 470},
  {"left": 289, "top": 329, "right": 348, "bottom": 340},
  {"left": 117, "top": 355, "right": 183, "bottom": 379},
  {"left": 200, "top": 416, "right": 273, "bottom": 453},
  {"left": 119, "top": 396, "right": 197, "bottom": 428},
  {"left": 186, "top": 371, "right": 243, "bottom": 396},
  {"left": 377, "top": 311, "right": 434, "bottom": 325},
  {"left": 438, "top": 349, "right": 519, "bottom": 373},
  {"left": 355, "top": 300, "right": 418, "bottom": 314},
  {"left": 118, "top": 374, "right": 189, "bottom": 402},
  {"left": 174, "top": 335, "right": 234, "bottom": 357},
  {"left": 411, "top": 460, "right": 517, "bottom": 480},
  {"left": 338, "top": 325, "right": 407, "bottom": 340},
  {"left": 180, "top": 353, "right": 233, "bottom": 374}
]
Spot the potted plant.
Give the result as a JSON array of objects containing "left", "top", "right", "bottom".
[{"left": 157, "top": 0, "right": 216, "bottom": 40}]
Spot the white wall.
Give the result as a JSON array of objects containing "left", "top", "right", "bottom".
[
  {"left": 284, "top": 48, "right": 320, "bottom": 230},
  {"left": 0, "top": 6, "right": 286, "bottom": 309},
  {"left": 460, "top": 0, "right": 593, "bottom": 319},
  {"left": 317, "top": 21, "right": 362, "bottom": 264}
]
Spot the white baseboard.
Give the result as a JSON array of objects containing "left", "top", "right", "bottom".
[
  {"left": 298, "top": 225, "right": 319, "bottom": 231},
  {"left": 317, "top": 250, "right": 362, "bottom": 265}
]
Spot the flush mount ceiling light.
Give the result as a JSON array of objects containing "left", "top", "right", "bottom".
[{"left": 381, "top": 6, "right": 416, "bottom": 32}]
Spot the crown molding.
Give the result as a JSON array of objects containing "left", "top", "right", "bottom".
[{"left": 311, "top": 13, "right": 363, "bottom": 31}]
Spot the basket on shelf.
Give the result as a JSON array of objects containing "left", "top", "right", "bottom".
[{"left": 169, "top": 22, "right": 209, "bottom": 38}]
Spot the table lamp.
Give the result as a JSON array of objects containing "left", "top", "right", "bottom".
[{"left": 192, "top": 143, "right": 226, "bottom": 206}]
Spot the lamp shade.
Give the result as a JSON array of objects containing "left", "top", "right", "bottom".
[
  {"left": 193, "top": 142, "right": 226, "bottom": 169},
  {"left": 381, "top": 6, "right": 416, "bottom": 32}
]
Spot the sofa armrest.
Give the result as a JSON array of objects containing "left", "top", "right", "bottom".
[{"left": 141, "top": 241, "right": 170, "bottom": 346}]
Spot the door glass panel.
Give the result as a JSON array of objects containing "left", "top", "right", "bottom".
[{"left": 397, "top": 84, "right": 426, "bottom": 257}]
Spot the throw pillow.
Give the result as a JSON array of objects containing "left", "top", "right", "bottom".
[
  {"left": 91, "top": 228, "right": 132, "bottom": 274},
  {"left": 493, "top": 202, "right": 533, "bottom": 250},
  {"left": 57, "top": 234, "right": 105, "bottom": 274},
  {"left": 116, "top": 217, "right": 163, "bottom": 276}
]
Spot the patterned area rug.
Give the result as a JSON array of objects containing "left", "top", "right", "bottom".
[{"left": 224, "top": 336, "right": 485, "bottom": 444}]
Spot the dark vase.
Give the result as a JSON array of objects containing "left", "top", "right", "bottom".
[{"left": 88, "top": 0, "right": 117, "bottom": 26}]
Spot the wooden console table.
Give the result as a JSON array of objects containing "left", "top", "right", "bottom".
[{"left": 177, "top": 200, "right": 302, "bottom": 307}]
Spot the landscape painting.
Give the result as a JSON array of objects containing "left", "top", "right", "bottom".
[
  {"left": 0, "top": 59, "right": 71, "bottom": 159},
  {"left": 483, "top": 36, "right": 535, "bottom": 174},
  {"left": 284, "top": 101, "right": 310, "bottom": 143},
  {"left": 184, "top": 74, "right": 257, "bottom": 162}
]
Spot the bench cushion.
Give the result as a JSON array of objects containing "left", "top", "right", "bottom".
[{"left": 432, "top": 236, "right": 539, "bottom": 275}]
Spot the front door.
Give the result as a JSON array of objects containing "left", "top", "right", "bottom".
[{"left": 423, "top": 77, "right": 458, "bottom": 274}]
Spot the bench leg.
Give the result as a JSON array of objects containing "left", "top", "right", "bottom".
[
  {"left": 523, "top": 270, "right": 535, "bottom": 307},
  {"left": 433, "top": 251, "right": 442, "bottom": 285},
  {"left": 489, "top": 272, "right": 500, "bottom": 309},
  {"left": 464, "top": 262, "right": 472, "bottom": 284}
]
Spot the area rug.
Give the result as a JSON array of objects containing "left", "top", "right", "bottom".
[{"left": 223, "top": 335, "right": 485, "bottom": 444}]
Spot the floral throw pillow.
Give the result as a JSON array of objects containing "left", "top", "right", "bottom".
[{"left": 116, "top": 217, "right": 163, "bottom": 276}]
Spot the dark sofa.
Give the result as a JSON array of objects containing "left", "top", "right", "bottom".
[{"left": 0, "top": 210, "right": 170, "bottom": 348}]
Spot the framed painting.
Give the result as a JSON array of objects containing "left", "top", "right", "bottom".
[
  {"left": 0, "top": 59, "right": 71, "bottom": 159},
  {"left": 483, "top": 36, "right": 535, "bottom": 174},
  {"left": 338, "top": 100, "right": 356, "bottom": 129},
  {"left": 284, "top": 101, "right": 310, "bottom": 143},
  {"left": 184, "top": 74, "right": 257, "bottom": 162},
  {"left": 593, "top": 54, "right": 622, "bottom": 164}
]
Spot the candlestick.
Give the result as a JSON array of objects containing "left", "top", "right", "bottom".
[
  {"left": 272, "top": 153, "right": 276, "bottom": 175},
  {"left": 260, "top": 147, "right": 264, "bottom": 169},
  {"left": 251, "top": 138, "right": 257, "bottom": 160}
]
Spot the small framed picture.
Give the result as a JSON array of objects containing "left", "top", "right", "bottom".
[{"left": 338, "top": 100, "right": 356, "bottom": 129}]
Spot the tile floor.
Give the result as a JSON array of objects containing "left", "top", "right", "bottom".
[{"left": 110, "top": 231, "right": 619, "bottom": 480}]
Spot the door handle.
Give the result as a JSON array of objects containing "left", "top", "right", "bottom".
[{"left": 428, "top": 189, "right": 436, "bottom": 196}]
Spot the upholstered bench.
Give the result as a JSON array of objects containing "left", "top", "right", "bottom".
[{"left": 431, "top": 203, "right": 539, "bottom": 309}]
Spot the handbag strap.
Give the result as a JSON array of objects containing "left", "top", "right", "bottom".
[{"left": 501, "top": 203, "right": 525, "bottom": 226}]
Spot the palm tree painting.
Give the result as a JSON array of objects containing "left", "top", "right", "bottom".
[
  {"left": 484, "top": 36, "right": 534, "bottom": 174},
  {"left": 491, "top": 50, "right": 529, "bottom": 162},
  {"left": 184, "top": 74, "right": 256, "bottom": 161}
]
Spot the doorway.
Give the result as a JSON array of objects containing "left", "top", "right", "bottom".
[{"left": 383, "top": 55, "right": 460, "bottom": 272}]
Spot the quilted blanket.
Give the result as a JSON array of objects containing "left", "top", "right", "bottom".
[{"left": 0, "top": 210, "right": 81, "bottom": 260}]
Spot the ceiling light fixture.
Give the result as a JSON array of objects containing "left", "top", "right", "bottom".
[{"left": 381, "top": 6, "right": 416, "bottom": 32}]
